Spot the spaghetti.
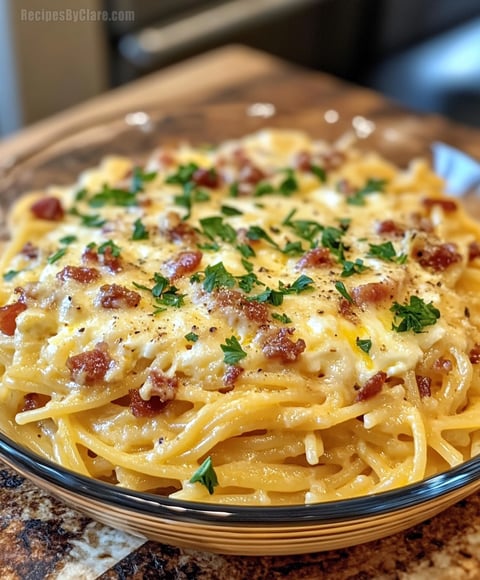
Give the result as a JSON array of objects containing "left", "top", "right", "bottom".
[{"left": 0, "top": 129, "right": 479, "bottom": 505}]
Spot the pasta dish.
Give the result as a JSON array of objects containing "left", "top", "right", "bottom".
[{"left": 0, "top": 129, "right": 479, "bottom": 505}]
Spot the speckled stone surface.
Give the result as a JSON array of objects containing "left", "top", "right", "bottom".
[{"left": 2, "top": 459, "right": 480, "bottom": 579}]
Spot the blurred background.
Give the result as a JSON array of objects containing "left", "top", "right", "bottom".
[{"left": 1, "top": 0, "right": 479, "bottom": 137}]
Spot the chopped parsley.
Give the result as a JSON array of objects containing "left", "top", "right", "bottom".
[
  {"left": 98, "top": 240, "right": 121, "bottom": 257},
  {"left": 390, "top": 296, "right": 440, "bottom": 333},
  {"left": 246, "top": 225, "right": 280, "bottom": 250},
  {"left": 221, "top": 336, "right": 247, "bottom": 365},
  {"left": 199, "top": 216, "right": 236, "bottom": 245},
  {"left": 59, "top": 235, "right": 77, "bottom": 245},
  {"left": 272, "top": 312, "right": 292, "bottom": 323},
  {"left": 131, "top": 167, "right": 157, "bottom": 193},
  {"left": 367, "top": 242, "right": 407, "bottom": 264},
  {"left": 250, "top": 275, "right": 314, "bottom": 306},
  {"left": 335, "top": 280, "right": 353, "bottom": 303},
  {"left": 311, "top": 164, "right": 326, "bottom": 183},
  {"left": 189, "top": 456, "right": 218, "bottom": 494},
  {"left": 341, "top": 259, "right": 369, "bottom": 277},
  {"left": 185, "top": 332, "right": 199, "bottom": 342},
  {"left": 88, "top": 184, "right": 138, "bottom": 208},
  {"left": 69, "top": 207, "right": 106, "bottom": 228},
  {"left": 346, "top": 178, "right": 387, "bottom": 206},
  {"left": 47, "top": 247, "right": 67, "bottom": 264},
  {"left": 199, "top": 262, "right": 236, "bottom": 292},
  {"left": 321, "top": 226, "right": 346, "bottom": 262},
  {"left": 3, "top": 270, "right": 20, "bottom": 281},
  {"left": 221, "top": 205, "right": 243, "bottom": 216},
  {"left": 282, "top": 209, "right": 323, "bottom": 246},
  {"left": 356, "top": 337, "right": 372, "bottom": 354},
  {"left": 278, "top": 169, "right": 299, "bottom": 196},
  {"left": 131, "top": 218, "right": 149, "bottom": 241},
  {"left": 133, "top": 273, "right": 185, "bottom": 312}
]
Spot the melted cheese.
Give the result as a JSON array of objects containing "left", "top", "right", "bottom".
[{"left": 1, "top": 129, "right": 480, "bottom": 505}]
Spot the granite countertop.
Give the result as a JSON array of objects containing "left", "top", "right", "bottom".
[
  {"left": 2, "top": 458, "right": 480, "bottom": 579},
  {"left": 2, "top": 44, "right": 480, "bottom": 579}
]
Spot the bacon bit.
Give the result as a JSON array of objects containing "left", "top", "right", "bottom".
[
  {"left": 129, "top": 389, "right": 166, "bottom": 417},
  {"left": 468, "top": 241, "right": 480, "bottom": 261},
  {"left": 215, "top": 288, "right": 269, "bottom": 324},
  {"left": 469, "top": 344, "right": 480, "bottom": 364},
  {"left": 413, "top": 242, "right": 461, "bottom": 271},
  {"left": 293, "top": 151, "right": 313, "bottom": 171},
  {"left": 355, "top": 371, "right": 387, "bottom": 402},
  {"left": 351, "top": 280, "right": 395, "bottom": 308},
  {"left": 376, "top": 220, "right": 405, "bottom": 236},
  {"left": 0, "top": 302, "right": 27, "bottom": 335},
  {"left": 149, "top": 370, "right": 178, "bottom": 401},
  {"left": 97, "top": 284, "right": 141, "bottom": 309},
  {"left": 261, "top": 327, "right": 306, "bottom": 363},
  {"left": 320, "top": 150, "right": 345, "bottom": 171},
  {"left": 30, "top": 196, "right": 64, "bottom": 221},
  {"left": 337, "top": 179, "right": 355, "bottom": 194},
  {"left": 422, "top": 198, "right": 458, "bottom": 213},
  {"left": 67, "top": 344, "right": 111, "bottom": 385},
  {"left": 56, "top": 266, "right": 100, "bottom": 284},
  {"left": 129, "top": 371, "right": 178, "bottom": 417},
  {"left": 238, "top": 162, "right": 266, "bottom": 185},
  {"left": 160, "top": 211, "right": 198, "bottom": 244},
  {"left": 222, "top": 365, "right": 244, "bottom": 389},
  {"left": 416, "top": 374, "right": 432, "bottom": 398},
  {"left": 296, "top": 247, "right": 332, "bottom": 269},
  {"left": 338, "top": 297, "right": 357, "bottom": 322},
  {"left": 82, "top": 245, "right": 122, "bottom": 273},
  {"left": 192, "top": 168, "right": 219, "bottom": 189},
  {"left": 20, "top": 242, "right": 39, "bottom": 259},
  {"left": 157, "top": 150, "right": 176, "bottom": 168},
  {"left": 21, "top": 392, "right": 50, "bottom": 412},
  {"left": 164, "top": 250, "right": 202, "bottom": 280},
  {"left": 432, "top": 357, "right": 453, "bottom": 374}
]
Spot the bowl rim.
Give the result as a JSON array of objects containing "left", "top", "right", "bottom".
[
  {"left": 1, "top": 428, "right": 480, "bottom": 526},
  {"left": 2, "top": 102, "right": 480, "bottom": 529}
]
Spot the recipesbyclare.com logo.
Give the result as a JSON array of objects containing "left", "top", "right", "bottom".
[{"left": 20, "top": 8, "right": 135, "bottom": 23}]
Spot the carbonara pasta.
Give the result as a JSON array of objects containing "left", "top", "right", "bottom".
[{"left": 1, "top": 128, "right": 480, "bottom": 505}]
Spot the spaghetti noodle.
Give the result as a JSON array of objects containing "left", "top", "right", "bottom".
[{"left": 0, "top": 129, "right": 479, "bottom": 505}]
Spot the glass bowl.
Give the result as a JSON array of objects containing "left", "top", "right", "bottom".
[{"left": 1, "top": 103, "right": 480, "bottom": 556}]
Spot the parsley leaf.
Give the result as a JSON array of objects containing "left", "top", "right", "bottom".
[
  {"left": 390, "top": 296, "right": 440, "bottom": 333},
  {"left": 199, "top": 216, "right": 237, "bottom": 244},
  {"left": 131, "top": 167, "right": 157, "bottom": 193},
  {"left": 311, "top": 164, "right": 326, "bottom": 183},
  {"left": 201, "top": 262, "right": 236, "bottom": 292},
  {"left": 165, "top": 163, "right": 198, "bottom": 185},
  {"left": 356, "top": 337, "right": 372, "bottom": 354},
  {"left": 89, "top": 184, "right": 138, "bottom": 208},
  {"left": 278, "top": 169, "right": 298, "bottom": 196},
  {"left": 221, "top": 336, "right": 247, "bottom": 365},
  {"left": 69, "top": 207, "right": 106, "bottom": 228},
  {"left": 272, "top": 312, "right": 292, "bottom": 323},
  {"left": 189, "top": 456, "right": 218, "bottom": 494},
  {"left": 335, "top": 280, "right": 353, "bottom": 303},
  {"left": 47, "top": 247, "right": 67, "bottom": 264},
  {"left": 185, "top": 332, "right": 199, "bottom": 342},
  {"left": 282, "top": 209, "right": 323, "bottom": 246},
  {"left": 341, "top": 259, "right": 369, "bottom": 277},
  {"left": 131, "top": 218, "right": 149, "bottom": 241},
  {"left": 98, "top": 240, "right": 121, "bottom": 258},
  {"left": 283, "top": 274, "right": 314, "bottom": 294},
  {"left": 246, "top": 225, "right": 280, "bottom": 250},
  {"left": 367, "top": 242, "right": 407, "bottom": 264},
  {"left": 346, "top": 178, "right": 387, "bottom": 206},
  {"left": 321, "top": 226, "right": 346, "bottom": 261},
  {"left": 221, "top": 205, "right": 243, "bottom": 216},
  {"left": 3, "top": 270, "right": 20, "bottom": 281}
]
